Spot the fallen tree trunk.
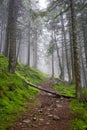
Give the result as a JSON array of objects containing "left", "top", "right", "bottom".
[
  {"left": 16, "top": 72, "right": 74, "bottom": 99},
  {"left": 24, "top": 78, "right": 74, "bottom": 99}
]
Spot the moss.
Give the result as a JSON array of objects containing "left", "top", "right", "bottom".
[
  {"left": 70, "top": 99, "right": 87, "bottom": 130},
  {"left": 0, "top": 55, "right": 46, "bottom": 130},
  {"left": 52, "top": 81, "right": 87, "bottom": 130},
  {"left": 81, "top": 88, "right": 87, "bottom": 100},
  {"left": 16, "top": 63, "right": 47, "bottom": 84},
  {"left": 53, "top": 83, "right": 75, "bottom": 97}
]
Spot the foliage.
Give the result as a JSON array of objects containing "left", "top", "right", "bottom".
[
  {"left": 0, "top": 55, "right": 46, "bottom": 130},
  {"left": 16, "top": 63, "right": 46, "bottom": 84},
  {"left": 81, "top": 88, "right": 87, "bottom": 101},
  {"left": 53, "top": 81, "right": 87, "bottom": 130},
  {"left": 0, "top": 55, "right": 8, "bottom": 73},
  {"left": 70, "top": 99, "right": 87, "bottom": 130},
  {"left": 53, "top": 83, "right": 75, "bottom": 97}
]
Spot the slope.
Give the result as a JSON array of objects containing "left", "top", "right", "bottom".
[{"left": 0, "top": 55, "right": 46, "bottom": 130}]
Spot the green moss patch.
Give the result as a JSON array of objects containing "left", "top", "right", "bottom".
[
  {"left": 53, "top": 83, "right": 75, "bottom": 97},
  {"left": 0, "top": 55, "right": 46, "bottom": 130},
  {"left": 16, "top": 63, "right": 47, "bottom": 84},
  {"left": 53, "top": 81, "right": 87, "bottom": 130},
  {"left": 70, "top": 99, "right": 87, "bottom": 130}
]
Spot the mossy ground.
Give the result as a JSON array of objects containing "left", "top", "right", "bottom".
[
  {"left": 16, "top": 63, "right": 47, "bottom": 84},
  {"left": 53, "top": 82, "right": 87, "bottom": 130},
  {"left": 70, "top": 99, "right": 87, "bottom": 130},
  {"left": 53, "top": 82, "right": 75, "bottom": 97},
  {"left": 0, "top": 55, "right": 46, "bottom": 130}
]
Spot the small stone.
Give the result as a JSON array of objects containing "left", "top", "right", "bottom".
[
  {"left": 21, "top": 126, "right": 24, "bottom": 128},
  {"left": 53, "top": 115, "right": 60, "bottom": 121},
  {"left": 60, "top": 97, "right": 63, "bottom": 100},
  {"left": 56, "top": 104, "right": 62, "bottom": 108},
  {"left": 19, "top": 123, "right": 22, "bottom": 125},
  {"left": 35, "top": 108, "right": 38, "bottom": 110},
  {"left": 47, "top": 108, "right": 51, "bottom": 111},
  {"left": 22, "top": 119, "right": 31, "bottom": 124},
  {"left": 39, "top": 118, "right": 44, "bottom": 121},
  {"left": 54, "top": 108, "right": 57, "bottom": 111},
  {"left": 38, "top": 109, "right": 43, "bottom": 113},
  {"left": 33, "top": 117, "right": 37, "bottom": 121},
  {"left": 31, "top": 124, "right": 38, "bottom": 128},
  {"left": 48, "top": 93, "right": 52, "bottom": 96},
  {"left": 46, "top": 122, "right": 50, "bottom": 125},
  {"left": 56, "top": 100, "right": 60, "bottom": 103},
  {"left": 48, "top": 114, "right": 53, "bottom": 118}
]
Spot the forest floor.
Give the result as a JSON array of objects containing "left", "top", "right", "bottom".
[{"left": 10, "top": 80, "right": 72, "bottom": 130}]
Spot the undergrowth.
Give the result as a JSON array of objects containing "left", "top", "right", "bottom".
[
  {"left": 0, "top": 55, "right": 46, "bottom": 130},
  {"left": 70, "top": 99, "right": 87, "bottom": 130},
  {"left": 53, "top": 82, "right": 87, "bottom": 130},
  {"left": 16, "top": 63, "right": 47, "bottom": 84},
  {"left": 53, "top": 82, "right": 75, "bottom": 97}
]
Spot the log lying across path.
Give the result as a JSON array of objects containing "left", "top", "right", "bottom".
[
  {"left": 16, "top": 73, "right": 74, "bottom": 99},
  {"left": 24, "top": 79, "right": 74, "bottom": 99}
]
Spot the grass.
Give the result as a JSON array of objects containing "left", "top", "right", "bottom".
[
  {"left": 53, "top": 82, "right": 87, "bottom": 129},
  {"left": 70, "top": 99, "right": 87, "bottom": 130},
  {"left": 53, "top": 82, "right": 75, "bottom": 97},
  {"left": 16, "top": 63, "right": 47, "bottom": 84},
  {"left": 0, "top": 55, "right": 46, "bottom": 130}
]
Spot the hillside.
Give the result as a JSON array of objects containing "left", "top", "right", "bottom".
[{"left": 0, "top": 55, "right": 46, "bottom": 130}]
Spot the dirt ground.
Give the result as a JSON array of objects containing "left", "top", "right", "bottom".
[{"left": 10, "top": 80, "right": 71, "bottom": 130}]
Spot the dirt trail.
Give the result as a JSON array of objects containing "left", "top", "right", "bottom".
[{"left": 10, "top": 80, "right": 71, "bottom": 130}]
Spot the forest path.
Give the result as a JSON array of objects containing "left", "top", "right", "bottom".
[{"left": 10, "top": 80, "right": 71, "bottom": 130}]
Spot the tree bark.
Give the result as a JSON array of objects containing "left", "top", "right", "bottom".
[
  {"left": 0, "top": 20, "right": 3, "bottom": 54},
  {"left": 60, "top": 13, "right": 71, "bottom": 82},
  {"left": 52, "top": 31, "right": 54, "bottom": 78},
  {"left": 16, "top": 32, "right": 21, "bottom": 63},
  {"left": 70, "top": 0, "right": 82, "bottom": 99},
  {"left": 33, "top": 29, "right": 38, "bottom": 68},
  {"left": 55, "top": 39, "right": 63, "bottom": 79},
  {"left": 7, "top": 0, "right": 18, "bottom": 73},
  {"left": 67, "top": 9, "right": 75, "bottom": 83},
  {"left": 27, "top": 23, "right": 31, "bottom": 66}
]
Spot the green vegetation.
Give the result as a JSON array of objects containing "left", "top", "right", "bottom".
[
  {"left": 0, "top": 55, "right": 46, "bottom": 130},
  {"left": 81, "top": 88, "right": 87, "bottom": 101},
  {"left": 70, "top": 99, "right": 87, "bottom": 130},
  {"left": 53, "top": 83, "right": 75, "bottom": 97},
  {"left": 16, "top": 63, "right": 47, "bottom": 84},
  {"left": 53, "top": 82, "right": 87, "bottom": 130}
]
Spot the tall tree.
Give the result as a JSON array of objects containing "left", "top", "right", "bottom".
[
  {"left": 70, "top": 0, "right": 82, "bottom": 99},
  {"left": 7, "top": 0, "right": 18, "bottom": 73},
  {"left": 60, "top": 13, "right": 71, "bottom": 82}
]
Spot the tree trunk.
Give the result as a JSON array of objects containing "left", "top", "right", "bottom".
[
  {"left": 60, "top": 13, "right": 71, "bottom": 82},
  {"left": 61, "top": 35, "right": 65, "bottom": 80},
  {"left": 33, "top": 30, "right": 38, "bottom": 68},
  {"left": 16, "top": 32, "right": 21, "bottom": 63},
  {"left": 7, "top": 0, "right": 18, "bottom": 73},
  {"left": 52, "top": 49, "right": 54, "bottom": 78},
  {"left": 55, "top": 40, "right": 63, "bottom": 79},
  {"left": 0, "top": 21, "right": 3, "bottom": 54},
  {"left": 52, "top": 31, "right": 54, "bottom": 78},
  {"left": 67, "top": 9, "right": 75, "bottom": 83},
  {"left": 81, "top": 13, "right": 87, "bottom": 68},
  {"left": 27, "top": 24, "right": 31, "bottom": 66},
  {"left": 70, "top": 0, "right": 82, "bottom": 99}
]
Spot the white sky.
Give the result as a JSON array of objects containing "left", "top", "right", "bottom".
[{"left": 39, "top": 0, "right": 48, "bottom": 10}]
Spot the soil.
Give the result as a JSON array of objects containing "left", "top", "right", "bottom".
[{"left": 10, "top": 80, "right": 71, "bottom": 130}]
